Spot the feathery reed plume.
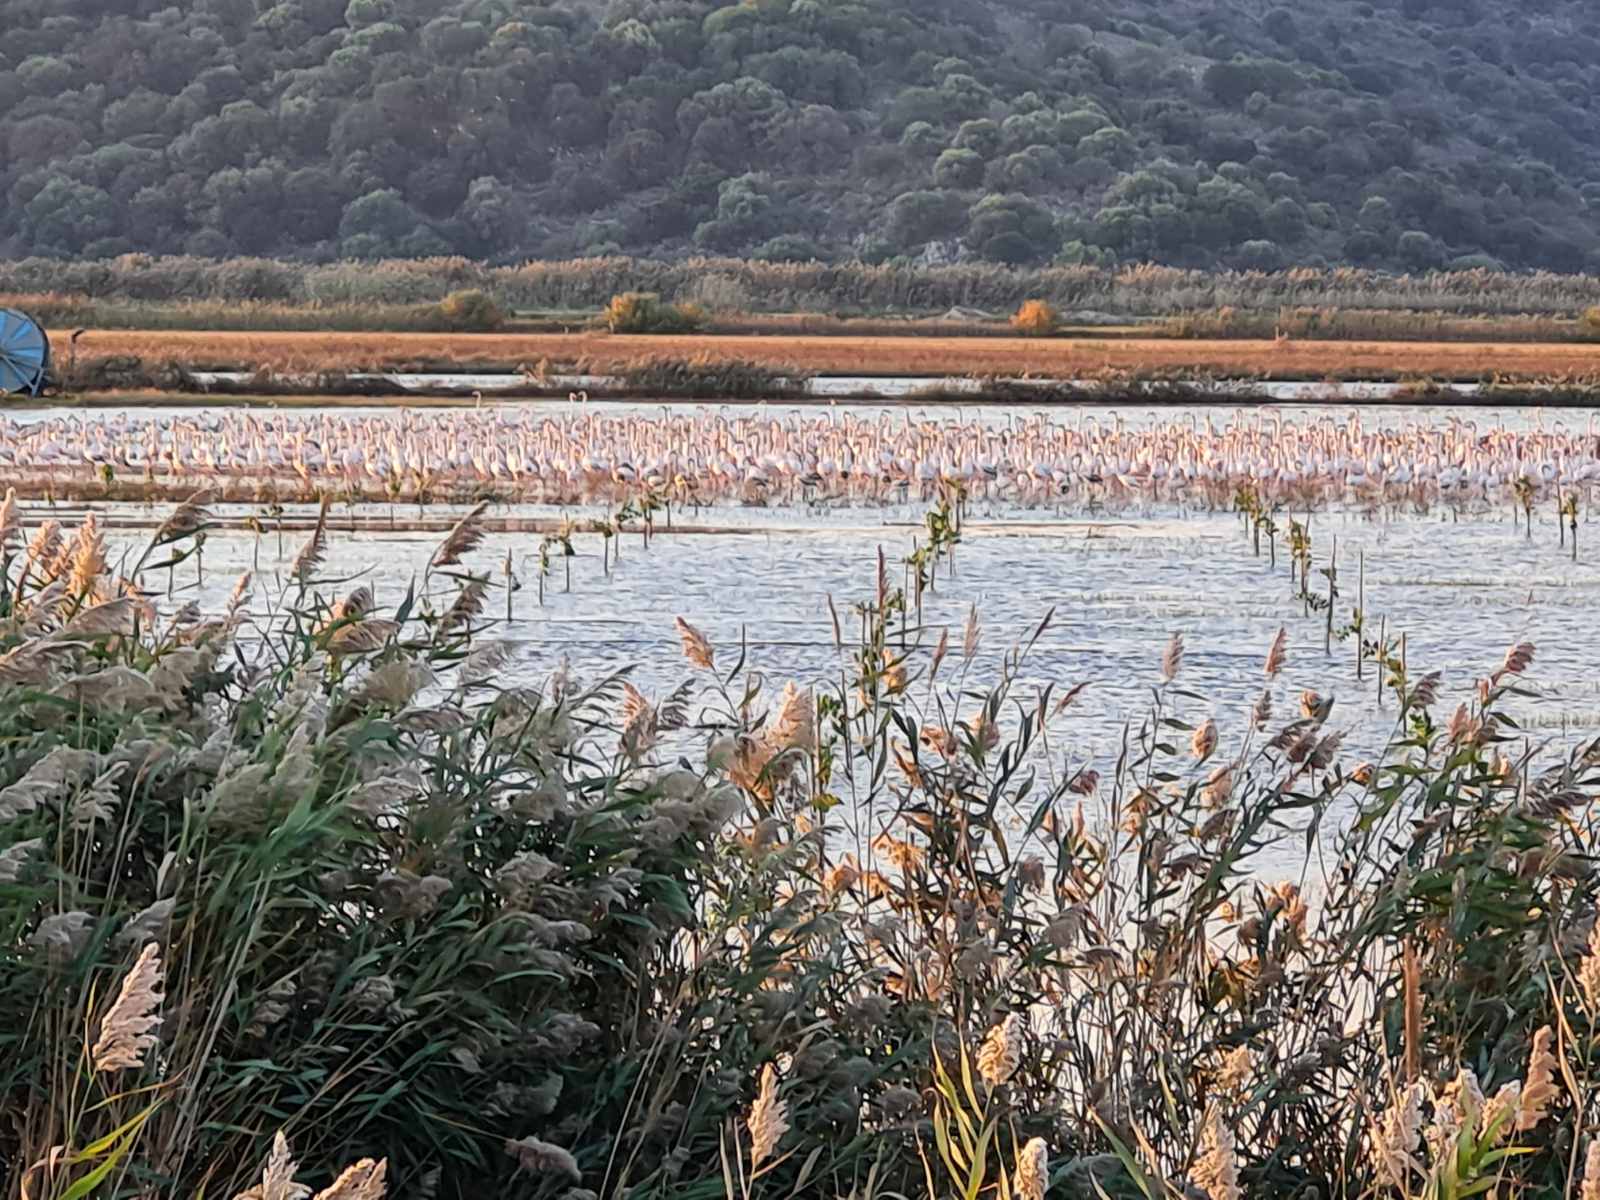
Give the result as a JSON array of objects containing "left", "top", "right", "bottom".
[
  {"left": 504, "top": 1136, "right": 581, "bottom": 1181},
  {"left": 1447, "top": 704, "right": 1472, "bottom": 742},
  {"left": 1408, "top": 672, "right": 1441, "bottom": 710},
  {"left": 227, "top": 571, "right": 254, "bottom": 623},
  {"left": 1577, "top": 921, "right": 1600, "bottom": 1009},
  {"left": 1309, "top": 730, "right": 1344, "bottom": 771},
  {"left": 310, "top": 1159, "right": 386, "bottom": 1200},
  {"left": 1161, "top": 632, "right": 1184, "bottom": 682},
  {"left": 962, "top": 604, "right": 981, "bottom": 662},
  {"left": 1582, "top": 1138, "right": 1600, "bottom": 1200},
  {"left": 431, "top": 501, "right": 489, "bottom": 568},
  {"left": 1265, "top": 626, "right": 1288, "bottom": 676},
  {"left": 1515, "top": 1025, "right": 1560, "bottom": 1131},
  {"left": 1299, "top": 690, "right": 1324, "bottom": 720},
  {"left": 326, "top": 619, "right": 399, "bottom": 656},
  {"left": 459, "top": 640, "right": 512, "bottom": 685},
  {"left": 1012, "top": 1138, "right": 1048, "bottom": 1200},
  {"left": 438, "top": 576, "right": 489, "bottom": 635},
  {"left": 25, "top": 519, "right": 62, "bottom": 579},
  {"left": 1191, "top": 717, "right": 1217, "bottom": 760},
  {"left": 1371, "top": 1081, "right": 1423, "bottom": 1188},
  {"left": 0, "top": 487, "right": 18, "bottom": 554},
  {"left": 977, "top": 1012, "right": 1024, "bottom": 1088},
  {"left": 1216, "top": 1045, "right": 1252, "bottom": 1094},
  {"left": 748, "top": 1063, "right": 789, "bottom": 1168},
  {"left": 154, "top": 493, "right": 213, "bottom": 543},
  {"left": 58, "top": 597, "right": 138, "bottom": 640},
  {"left": 292, "top": 497, "right": 331, "bottom": 583},
  {"left": 1193, "top": 1107, "right": 1240, "bottom": 1200},
  {"left": 0, "top": 639, "right": 70, "bottom": 686},
  {"left": 91, "top": 942, "right": 164, "bottom": 1072},
  {"left": 1251, "top": 690, "right": 1272, "bottom": 729},
  {"left": 675, "top": 617, "right": 715, "bottom": 670},
  {"left": 1202, "top": 765, "right": 1234, "bottom": 806},
  {"left": 619, "top": 681, "right": 658, "bottom": 758},
  {"left": 339, "top": 586, "right": 375, "bottom": 620},
  {"left": 930, "top": 626, "right": 950, "bottom": 680},
  {"left": 1054, "top": 680, "right": 1088, "bottom": 715},
  {"left": 764, "top": 682, "right": 814, "bottom": 755},
  {"left": 231, "top": 1131, "right": 310, "bottom": 1200},
  {"left": 1501, "top": 641, "right": 1536, "bottom": 678},
  {"left": 66, "top": 514, "right": 106, "bottom": 598},
  {"left": 1482, "top": 1082, "right": 1520, "bottom": 1143}
]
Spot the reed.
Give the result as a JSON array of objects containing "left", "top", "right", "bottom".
[{"left": 0, "top": 502, "right": 1597, "bottom": 1199}]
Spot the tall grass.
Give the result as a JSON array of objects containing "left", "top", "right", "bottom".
[
  {"left": 6, "top": 255, "right": 1600, "bottom": 320},
  {"left": 2, "top": 492, "right": 1599, "bottom": 1197}
]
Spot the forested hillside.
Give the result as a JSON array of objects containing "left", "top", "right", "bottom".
[{"left": 5, "top": 0, "right": 1600, "bottom": 272}]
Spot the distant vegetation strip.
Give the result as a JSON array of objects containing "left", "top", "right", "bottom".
[
  {"left": 50, "top": 329, "right": 1600, "bottom": 390},
  {"left": 7, "top": 255, "right": 1600, "bottom": 320}
]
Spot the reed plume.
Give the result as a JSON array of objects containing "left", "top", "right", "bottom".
[
  {"left": 1251, "top": 690, "right": 1272, "bottom": 730},
  {"left": 231, "top": 1131, "right": 310, "bottom": 1200},
  {"left": 438, "top": 577, "right": 488, "bottom": 635},
  {"left": 155, "top": 493, "right": 213, "bottom": 543},
  {"left": 1514, "top": 1025, "right": 1560, "bottom": 1131},
  {"left": 1582, "top": 1138, "right": 1600, "bottom": 1200},
  {"left": 1501, "top": 640, "right": 1536, "bottom": 677},
  {"left": 747, "top": 1062, "right": 789, "bottom": 1168},
  {"left": 66, "top": 513, "right": 106, "bottom": 598},
  {"left": 1191, "top": 717, "right": 1217, "bottom": 760},
  {"left": 1161, "top": 632, "right": 1184, "bottom": 682},
  {"left": 310, "top": 1159, "right": 386, "bottom": 1200},
  {"left": 504, "top": 1136, "right": 581, "bottom": 1181},
  {"left": 0, "top": 486, "right": 18, "bottom": 554},
  {"left": 675, "top": 616, "right": 715, "bottom": 670},
  {"left": 1265, "top": 626, "right": 1287, "bottom": 676},
  {"left": 977, "top": 1012, "right": 1023, "bottom": 1088},
  {"left": 292, "top": 496, "right": 331, "bottom": 582},
  {"left": 1371, "top": 1081, "right": 1423, "bottom": 1188},
  {"left": 1216, "top": 1045, "right": 1252, "bottom": 1094},
  {"left": 1408, "top": 672, "right": 1441, "bottom": 710},
  {"left": 962, "top": 604, "right": 980, "bottom": 661},
  {"left": 1576, "top": 920, "right": 1600, "bottom": 1008},
  {"left": 431, "top": 501, "right": 489, "bottom": 568},
  {"left": 1012, "top": 1138, "right": 1048, "bottom": 1200},
  {"left": 1192, "top": 1107, "right": 1239, "bottom": 1200},
  {"left": 91, "top": 942, "right": 164, "bottom": 1072},
  {"left": 24, "top": 519, "right": 62, "bottom": 580}
]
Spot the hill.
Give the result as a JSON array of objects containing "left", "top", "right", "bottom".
[{"left": 4, "top": 0, "right": 1599, "bottom": 273}]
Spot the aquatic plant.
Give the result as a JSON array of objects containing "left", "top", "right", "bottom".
[{"left": 3, "top": 496, "right": 1600, "bottom": 1198}]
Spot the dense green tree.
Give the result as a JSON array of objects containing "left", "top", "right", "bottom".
[
  {"left": 967, "top": 194, "right": 1059, "bottom": 263},
  {"left": 933, "top": 148, "right": 985, "bottom": 189},
  {"left": 0, "top": 0, "right": 1595, "bottom": 271},
  {"left": 883, "top": 189, "right": 967, "bottom": 248}
]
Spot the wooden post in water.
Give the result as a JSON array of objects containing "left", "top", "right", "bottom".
[
  {"left": 1377, "top": 614, "right": 1386, "bottom": 709},
  {"left": 1325, "top": 536, "right": 1336, "bottom": 656},
  {"left": 1356, "top": 549, "right": 1365, "bottom": 682},
  {"left": 504, "top": 550, "right": 513, "bottom": 622}
]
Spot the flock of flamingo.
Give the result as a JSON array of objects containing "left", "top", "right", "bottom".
[{"left": 2, "top": 404, "right": 1599, "bottom": 511}]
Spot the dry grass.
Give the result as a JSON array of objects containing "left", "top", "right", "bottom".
[{"left": 53, "top": 328, "right": 1600, "bottom": 382}]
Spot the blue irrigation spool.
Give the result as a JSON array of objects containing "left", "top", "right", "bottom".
[{"left": 0, "top": 309, "right": 49, "bottom": 396}]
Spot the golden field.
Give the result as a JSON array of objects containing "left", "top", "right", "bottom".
[{"left": 53, "top": 327, "right": 1600, "bottom": 380}]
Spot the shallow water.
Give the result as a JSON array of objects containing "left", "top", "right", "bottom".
[
  {"left": 103, "top": 501, "right": 1600, "bottom": 771},
  {"left": 180, "top": 371, "right": 1494, "bottom": 402},
  {"left": 15, "top": 392, "right": 1595, "bottom": 878}
]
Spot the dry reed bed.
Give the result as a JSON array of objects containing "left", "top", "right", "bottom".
[
  {"left": 5, "top": 493, "right": 1600, "bottom": 1198},
  {"left": 53, "top": 328, "right": 1600, "bottom": 382},
  {"left": 13, "top": 255, "right": 1600, "bottom": 317}
]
